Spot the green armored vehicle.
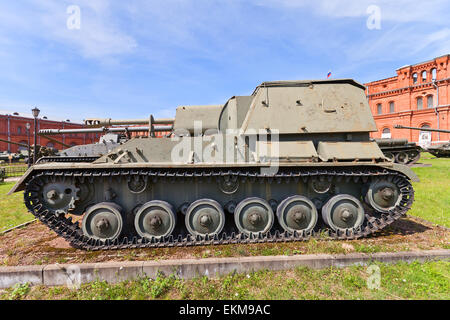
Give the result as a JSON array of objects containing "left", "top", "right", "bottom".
[
  {"left": 374, "top": 138, "right": 422, "bottom": 165},
  {"left": 394, "top": 125, "right": 450, "bottom": 158},
  {"left": 0, "top": 150, "right": 23, "bottom": 163},
  {"left": 36, "top": 125, "right": 159, "bottom": 164},
  {"left": 9, "top": 79, "right": 417, "bottom": 250}
]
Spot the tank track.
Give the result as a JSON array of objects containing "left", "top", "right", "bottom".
[
  {"left": 36, "top": 156, "right": 100, "bottom": 164},
  {"left": 24, "top": 167, "right": 414, "bottom": 251}
]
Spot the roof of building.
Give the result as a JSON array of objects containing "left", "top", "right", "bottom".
[{"left": 0, "top": 110, "right": 82, "bottom": 125}]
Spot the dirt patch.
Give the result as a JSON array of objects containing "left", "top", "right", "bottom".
[{"left": 0, "top": 215, "right": 448, "bottom": 267}]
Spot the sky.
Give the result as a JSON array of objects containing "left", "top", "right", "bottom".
[{"left": 0, "top": 0, "right": 449, "bottom": 122}]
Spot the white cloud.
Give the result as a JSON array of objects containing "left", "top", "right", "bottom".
[{"left": 0, "top": 0, "right": 137, "bottom": 59}]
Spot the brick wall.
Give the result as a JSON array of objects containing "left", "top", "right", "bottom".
[
  {"left": 365, "top": 54, "right": 450, "bottom": 144},
  {"left": 0, "top": 114, "right": 98, "bottom": 153}
]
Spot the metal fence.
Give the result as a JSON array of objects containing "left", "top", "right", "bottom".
[{"left": 0, "top": 165, "right": 27, "bottom": 178}]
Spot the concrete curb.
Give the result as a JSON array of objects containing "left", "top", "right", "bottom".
[{"left": 0, "top": 249, "right": 449, "bottom": 288}]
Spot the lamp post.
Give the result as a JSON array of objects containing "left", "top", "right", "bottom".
[
  {"left": 25, "top": 123, "right": 31, "bottom": 167},
  {"left": 32, "top": 107, "right": 40, "bottom": 164}
]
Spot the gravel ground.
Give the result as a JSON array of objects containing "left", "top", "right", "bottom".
[{"left": 0, "top": 215, "right": 448, "bottom": 266}]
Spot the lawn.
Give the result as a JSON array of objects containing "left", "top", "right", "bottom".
[
  {"left": 408, "top": 154, "right": 450, "bottom": 227},
  {"left": 1, "top": 260, "right": 448, "bottom": 300},
  {"left": 0, "top": 182, "right": 34, "bottom": 233}
]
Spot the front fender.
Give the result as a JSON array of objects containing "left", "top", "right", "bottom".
[
  {"left": 7, "top": 167, "right": 35, "bottom": 195},
  {"left": 392, "top": 163, "right": 420, "bottom": 182}
]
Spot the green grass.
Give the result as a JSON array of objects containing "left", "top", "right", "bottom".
[
  {"left": 0, "top": 165, "right": 28, "bottom": 178},
  {"left": 0, "top": 182, "right": 34, "bottom": 232},
  {"left": 409, "top": 155, "right": 450, "bottom": 227},
  {"left": 1, "top": 260, "right": 448, "bottom": 300}
]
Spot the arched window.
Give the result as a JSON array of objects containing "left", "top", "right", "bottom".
[
  {"left": 412, "top": 73, "right": 418, "bottom": 84},
  {"left": 381, "top": 128, "right": 391, "bottom": 139},
  {"left": 389, "top": 101, "right": 395, "bottom": 113},
  {"left": 417, "top": 97, "right": 423, "bottom": 110},
  {"left": 377, "top": 103, "right": 382, "bottom": 115},
  {"left": 427, "top": 95, "right": 434, "bottom": 108},
  {"left": 421, "top": 70, "right": 427, "bottom": 82},
  {"left": 431, "top": 68, "right": 437, "bottom": 80},
  {"left": 46, "top": 142, "right": 54, "bottom": 148}
]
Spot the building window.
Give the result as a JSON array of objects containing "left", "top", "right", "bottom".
[
  {"left": 389, "top": 101, "right": 395, "bottom": 113},
  {"left": 431, "top": 68, "right": 437, "bottom": 80},
  {"left": 412, "top": 73, "right": 418, "bottom": 84},
  {"left": 377, "top": 103, "right": 382, "bottom": 115},
  {"left": 427, "top": 95, "right": 434, "bottom": 108},
  {"left": 417, "top": 97, "right": 423, "bottom": 110},
  {"left": 382, "top": 128, "right": 391, "bottom": 139},
  {"left": 70, "top": 142, "right": 77, "bottom": 147},
  {"left": 17, "top": 126, "right": 22, "bottom": 135},
  {"left": 421, "top": 70, "right": 427, "bottom": 82}
]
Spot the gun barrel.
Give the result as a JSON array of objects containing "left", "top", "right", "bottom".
[
  {"left": 38, "top": 134, "right": 71, "bottom": 148},
  {"left": 84, "top": 117, "right": 175, "bottom": 127},
  {"left": 0, "top": 137, "right": 29, "bottom": 148},
  {"left": 394, "top": 125, "right": 450, "bottom": 134},
  {"left": 39, "top": 125, "right": 173, "bottom": 135}
]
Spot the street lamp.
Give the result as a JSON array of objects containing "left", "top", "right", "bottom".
[
  {"left": 32, "top": 107, "right": 40, "bottom": 164},
  {"left": 25, "top": 123, "right": 31, "bottom": 167}
]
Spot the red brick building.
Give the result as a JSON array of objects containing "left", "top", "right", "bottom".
[
  {"left": 0, "top": 112, "right": 98, "bottom": 153},
  {"left": 365, "top": 54, "right": 450, "bottom": 147}
]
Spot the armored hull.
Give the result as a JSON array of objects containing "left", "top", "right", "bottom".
[
  {"left": 393, "top": 125, "right": 450, "bottom": 159},
  {"left": 427, "top": 142, "right": 450, "bottom": 158},
  {"left": 10, "top": 79, "right": 418, "bottom": 250},
  {"left": 374, "top": 139, "right": 422, "bottom": 165}
]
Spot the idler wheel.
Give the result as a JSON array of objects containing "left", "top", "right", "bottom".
[
  {"left": 234, "top": 197, "right": 274, "bottom": 236},
  {"left": 185, "top": 199, "right": 225, "bottom": 237},
  {"left": 82, "top": 202, "right": 123, "bottom": 241},
  {"left": 134, "top": 201, "right": 176, "bottom": 239},
  {"left": 365, "top": 180, "right": 401, "bottom": 213},
  {"left": 395, "top": 151, "right": 409, "bottom": 164},
  {"left": 321, "top": 194, "right": 364, "bottom": 231},
  {"left": 276, "top": 195, "right": 318, "bottom": 234}
]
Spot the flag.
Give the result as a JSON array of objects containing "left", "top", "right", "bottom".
[{"left": 327, "top": 71, "right": 332, "bottom": 78}]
